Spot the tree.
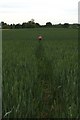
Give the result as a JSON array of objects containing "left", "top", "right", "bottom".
[
  {"left": 27, "top": 19, "right": 36, "bottom": 28},
  {"left": 12, "top": 24, "right": 15, "bottom": 29},
  {"left": 63, "top": 23, "right": 69, "bottom": 28},
  {"left": 10, "top": 24, "right": 15, "bottom": 29},
  {"left": 46, "top": 22, "right": 52, "bottom": 27},
  {"left": 1, "top": 22, "right": 10, "bottom": 29},
  {"left": 22, "top": 22, "right": 27, "bottom": 28},
  {"left": 35, "top": 23, "right": 40, "bottom": 27},
  {"left": 15, "top": 23, "right": 21, "bottom": 29},
  {"left": 31, "top": 19, "right": 35, "bottom": 23}
]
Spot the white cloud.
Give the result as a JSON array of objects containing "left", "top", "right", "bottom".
[{"left": 0, "top": 0, "right": 79, "bottom": 24}]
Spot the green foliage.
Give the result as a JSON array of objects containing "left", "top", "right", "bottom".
[
  {"left": 46, "top": 22, "right": 52, "bottom": 27},
  {"left": 1, "top": 21, "right": 79, "bottom": 29},
  {"left": 63, "top": 23, "right": 70, "bottom": 28},
  {"left": 2, "top": 28, "right": 78, "bottom": 118}
]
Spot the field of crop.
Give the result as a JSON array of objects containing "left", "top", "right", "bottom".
[
  {"left": 0, "top": 29, "right": 2, "bottom": 119},
  {"left": 2, "top": 28, "right": 78, "bottom": 118}
]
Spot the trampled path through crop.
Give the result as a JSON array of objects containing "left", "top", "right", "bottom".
[{"left": 35, "top": 41, "right": 53, "bottom": 117}]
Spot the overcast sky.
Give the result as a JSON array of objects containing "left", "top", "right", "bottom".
[{"left": 0, "top": 0, "right": 79, "bottom": 25}]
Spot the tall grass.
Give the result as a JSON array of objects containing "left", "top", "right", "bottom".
[
  {"left": 0, "top": 28, "right": 2, "bottom": 119},
  {"left": 2, "top": 28, "right": 78, "bottom": 118}
]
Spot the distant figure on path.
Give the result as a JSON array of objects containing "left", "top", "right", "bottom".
[{"left": 38, "top": 35, "right": 43, "bottom": 41}]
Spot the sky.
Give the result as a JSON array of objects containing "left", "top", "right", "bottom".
[
  {"left": 0, "top": 0, "right": 79, "bottom": 25},
  {"left": 78, "top": 1, "right": 80, "bottom": 23}
]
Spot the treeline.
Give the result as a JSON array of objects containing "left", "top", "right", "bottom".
[{"left": 1, "top": 20, "right": 80, "bottom": 29}]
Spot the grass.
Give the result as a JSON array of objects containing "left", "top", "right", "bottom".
[
  {"left": 2, "top": 28, "right": 78, "bottom": 118},
  {"left": 0, "top": 29, "right": 2, "bottom": 119}
]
